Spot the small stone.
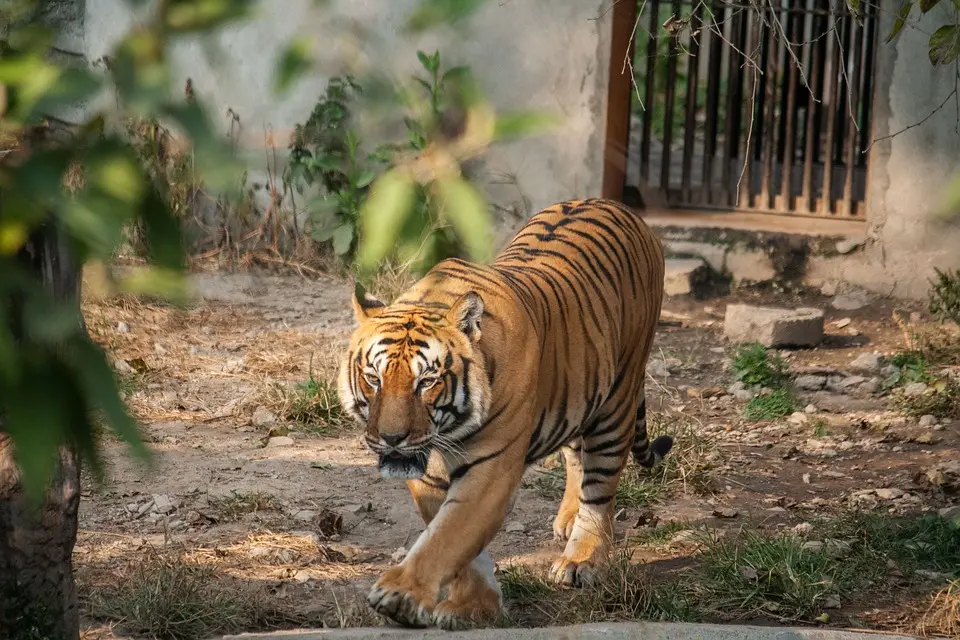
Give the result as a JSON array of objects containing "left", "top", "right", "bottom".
[
  {"left": 505, "top": 521, "right": 526, "bottom": 533},
  {"left": 937, "top": 506, "right": 960, "bottom": 521},
  {"left": 804, "top": 404, "right": 818, "bottom": 414},
  {"left": 835, "top": 235, "right": 865, "bottom": 255},
  {"left": 904, "top": 382, "right": 928, "bottom": 397},
  {"left": 913, "top": 432, "right": 936, "bottom": 445},
  {"left": 712, "top": 508, "right": 739, "bottom": 519},
  {"left": 795, "top": 375, "right": 827, "bottom": 391},
  {"left": 248, "top": 546, "right": 272, "bottom": 559},
  {"left": 788, "top": 412, "right": 809, "bottom": 425},
  {"left": 739, "top": 566, "right": 759, "bottom": 581},
  {"left": 831, "top": 290, "right": 871, "bottom": 311},
  {"left": 874, "top": 488, "right": 904, "bottom": 500},
  {"left": 802, "top": 541, "right": 824, "bottom": 552},
  {"left": 391, "top": 547, "right": 408, "bottom": 563},
  {"left": 919, "top": 415, "right": 938, "bottom": 428},
  {"left": 724, "top": 304, "right": 824, "bottom": 348},
  {"left": 223, "top": 357, "right": 246, "bottom": 373},
  {"left": 793, "top": 522, "right": 813, "bottom": 535},
  {"left": 293, "top": 570, "right": 313, "bottom": 583},
  {"left": 116, "top": 322, "right": 130, "bottom": 333},
  {"left": 820, "top": 281, "right": 839, "bottom": 297},
  {"left": 823, "top": 594, "right": 842, "bottom": 609},
  {"left": 850, "top": 352, "right": 882, "bottom": 371},
  {"left": 265, "top": 436, "right": 295, "bottom": 448},
  {"left": 833, "top": 317, "right": 852, "bottom": 329},
  {"left": 859, "top": 378, "right": 880, "bottom": 394},
  {"left": 125, "top": 502, "right": 139, "bottom": 513},
  {"left": 113, "top": 358, "right": 135, "bottom": 375},
  {"left": 802, "top": 473, "right": 811, "bottom": 484},
  {"left": 154, "top": 342, "right": 168, "bottom": 355},
  {"left": 151, "top": 494, "right": 179, "bottom": 515},
  {"left": 647, "top": 359, "right": 672, "bottom": 378},
  {"left": 664, "top": 258, "right": 711, "bottom": 297},
  {"left": 185, "top": 510, "right": 203, "bottom": 524},
  {"left": 252, "top": 407, "right": 279, "bottom": 428}
]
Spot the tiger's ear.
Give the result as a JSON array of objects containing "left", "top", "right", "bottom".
[
  {"left": 352, "top": 282, "right": 386, "bottom": 323},
  {"left": 448, "top": 292, "right": 484, "bottom": 341}
]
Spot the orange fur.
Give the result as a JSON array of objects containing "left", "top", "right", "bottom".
[{"left": 339, "top": 198, "right": 669, "bottom": 628}]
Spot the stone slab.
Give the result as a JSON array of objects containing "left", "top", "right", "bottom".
[
  {"left": 724, "top": 303, "right": 825, "bottom": 348},
  {"left": 664, "top": 257, "right": 711, "bottom": 297}
]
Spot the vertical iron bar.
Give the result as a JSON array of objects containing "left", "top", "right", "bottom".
[
  {"left": 681, "top": 3, "right": 704, "bottom": 203},
  {"left": 660, "top": 0, "right": 682, "bottom": 196},
  {"left": 701, "top": 1, "right": 725, "bottom": 204},
  {"left": 640, "top": 0, "right": 661, "bottom": 186},
  {"left": 759, "top": 4, "right": 781, "bottom": 211},
  {"left": 739, "top": 11, "right": 760, "bottom": 209},
  {"left": 778, "top": 4, "right": 800, "bottom": 212},
  {"left": 801, "top": 0, "right": 826, "bottom": 214},
  {"left": 820, "top": 10, "right": 842, "bottom": 215},
  {"left": 723, "top": 8, "right": 746, "bottom": 205},
  {"left": 841, "top": 18, "right": 863, "bottom": 217}
]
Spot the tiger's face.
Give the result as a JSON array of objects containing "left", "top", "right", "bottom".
[{"left": 339, "top": 286, "right": 492, "bottom": 479}]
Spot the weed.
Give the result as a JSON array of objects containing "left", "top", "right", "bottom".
[
  {"left": 810, "top": 418, "right": 829, "bottom": 437},
  {"left": 84, "top": 551, "right": 295, "bottom": 640},
  {"left": 531, "top": 466, "right": 662, "bottom": 508},
  {"left": 919, "top": 579, "right": 960, "bottom": 638},
  {"left": 893, "top": 378, "right": 960, "bottom": 419},
  {"left": 928, "top": 267, "right": 960, "bottom": 326},
  {"left": 284, "top": 374, "right": 350, "bottom": 432},
  {"left": 498, "top": 554, "right": 698, "bottom": 627},
  {"left": 742, "top": 388, "right": 798, "bottom": 421},
  {"left": 731, "top": 343, "right": 788, "bottom": 388},
  {"left": 646, "top": 414, "right": 719, "bottom": 495},
  {"left": 696, "top": 530, "right": 849, "bottom": 621},
  {"left": 1, "top": 585, "right": 61, "bottom": 640},
  {"left": 208, "top": 492, "right": 281, "bottom": 522},
  {"left": 632, "top": 520, "right": 688, "bottom": 547},
  {"left": 883, "top": 350, "right": 931, "bottom": 389}
]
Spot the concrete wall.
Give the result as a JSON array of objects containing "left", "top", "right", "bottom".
[
  {"left": 808, "top": 3, "right": 960, "bottom": 299},
  {"left": 81, "top": 0, "right": 613, "bottom": 247}
]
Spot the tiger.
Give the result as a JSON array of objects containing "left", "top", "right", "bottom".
[{"left": 338, "top": 197, "right": 672, "bottom": 629}]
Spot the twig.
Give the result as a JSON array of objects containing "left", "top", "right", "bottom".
[
  {"left": 622, "top": 0, "right": 647, "bottom": 111},
  {"left": 864, "top": 87, "right": 958, "bottom": 152}
]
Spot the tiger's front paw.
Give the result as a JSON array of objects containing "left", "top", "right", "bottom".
[{"left": 367, "top": 566, "right": 436, "bottom": 628}]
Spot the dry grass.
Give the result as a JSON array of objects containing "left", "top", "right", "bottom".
[
  {"left": 918, "top": 579, "right": 960, "bottom": 638},
  {"left": 82, "top": 549, "right": 305, "bottom": 640},
  {"left": 208, "top": 491, "right": 282, "bottom": 522}
]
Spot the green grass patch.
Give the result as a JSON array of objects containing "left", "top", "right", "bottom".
[
  {"left": 284, "top": 374, "right": 350, "bottom": 433},
  {"left": 893, "top": 378, "right": 960, "bottom": 419},
  {"left": 632, "top": 520, "right": 689, "bottom": 547},
  {"left": 742, "top": 388, "right": 798, "bottom": 421},
  {"left": 732, "top": 343, "right": 788, "bottom": 388}
]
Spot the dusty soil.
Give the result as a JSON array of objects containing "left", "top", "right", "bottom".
[{"left": 74, "top": 269, "right": 960, "bottom": 638}]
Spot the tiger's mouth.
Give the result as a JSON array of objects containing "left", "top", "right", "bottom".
[{"left": 377, "top": 451, "right": 428, "bottom": 480}]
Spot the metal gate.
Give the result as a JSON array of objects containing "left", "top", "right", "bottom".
[{"left": 625, "top": 0, "right": 879, "bottom": 220}]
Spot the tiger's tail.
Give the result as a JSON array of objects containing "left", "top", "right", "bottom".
[{"left": 631, "top": 396, "right": 674, "bottom": 469}]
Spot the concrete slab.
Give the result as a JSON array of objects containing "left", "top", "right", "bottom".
[{"left": 217, "top": 621, "right": 926, "bottom": 640}]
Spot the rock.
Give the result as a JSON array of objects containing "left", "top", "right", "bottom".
[
  {"left": 151, "top": 494, "right": 179, "bottom": 515},
  {"left": 252, "top": 406, "right": 279, "bottom": 428},
  {"left": 185, "top": 510, "right": 203, "bottom": 524},
  {"left": 293, "top": 509, "right": 317, "bottom": 522},
  {"left": 248, "top": 546, "right": 272, "bottom": 559},
  {"left": 391, "top": 547, "right": 408, "bottom": 563},
  {"left": 919, "top": 414, "right": 938, "bottom": 428},
  {"left": 858, "top": 378, "right": 880, "bottom": 394},
  {"left": 835, "top": 235, "right": 865, "bottom": 255},
  {"left": 802, "top": 473, "right": 811, "bottom": 484},
  {"left": 125, "top": 502, "right": 139, "bottom": 513},
  {"left": 820, "top": 281, "right": 838, "bottom": 297},
  {"left": 265, "top": 436, "right": 295, "bottom": 448},
  {"left": 724, "top": 304, "right": 824, "bottom": 348},
  {"left": 938, "top": 505, "right": 960, "bottom": 521},
  {"left": 739, "top": 566, "right": 759, "bottom": 581},
  {"left": 795, "top": 374, "right": 828, "bottom": 391},
  {"left": 712, "top": 508, "right": 739, "bottom": 519},
  {"left": 223, "top": 357, "right": 245, "bottom": 373},
  {"left": 831, "top": 289, "right": 872, "bottom": 311},
  {"left": 919, "top": 461, "right": 960, "bottom": 493},
  {"left": 874, "top": 488, "right": 904, "bottom": 500},
  {"left": 664, "top": 258, "right": 712, "bottom": 297},
  {"left": 647, "top": 358, "right": 672, "bottom": 378},
  {"left": 904, "top": 382, "right": 928, "bottom": 397},
  {"left": 913, "top": 432, "right": 937, "bottom": 445},
  {"left": 802, "top": 541, "right": 824, "bottom": 552},
  {"left": 832, "top": 317, "right": 852, "bottom": 329},
  {"left": 116, "top": 321, "right": 130, "bottom": 333},
  {"left": 293, "top": 570, "right": 313, "bottom": 583},
  {"left": 788, "top": 412, "right": 809, "bottom": 425},
  {"left": 793, "top": 522, "right": 813, "bottom": 535},
  {"left": 505, "top": 521, "right": 526, "bottom": 533},
  {"left": 113, "top": 357, "right": 135, "bottom": 375},
  {"left": 850, "top": 352, "right": 882, "bottom": 371},
  {"left": 823, "top": 594, "right": 842, "bottom": 609}
]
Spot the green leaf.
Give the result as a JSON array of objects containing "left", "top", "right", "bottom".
[
  {"left": 274, "top": 36, "right": 313, "bottom": 95},
  {"left": 406, "top": 0, "right": 486, "bottom": 32},
  {"left": 65, "top": 337, "right": 150, "bottom": 463},
  {"left": 22, "top": 292, "right": 82, "bottom": 344},
  {"left": 164, "top": 102, "right": 243, "bottom": 193},
  {"left": 116, "top": 266, "right": 192, "bottom": 304},
  {"left": 332, "top": 223, "right": 355, "bottom": 256},
  {"left": 354, "top": 169, "right": 377, "bottom": 189},
  {"left": 929, "top": 24, "right": 960, "bottom": 65},
  {"left": 32, "top": 66, "right": 103, "bottom": 120},
  {"left": 165, "top": 0, "right": 257, "bottom": 32},
  {"left": 416, "top": 50, "right": 433, "bottom": 72},
  {"left": 938, "top": 171, "right": 960, "bottom": 220},
  {"left": 494, "top": 110, "right": 559, "bottom": 141},
  {"left": 139, "top": 181, "right": 185, "bottom": 271},
  {"left": 433, "top": 175, "right": 493, "bottom": 263},
  {"left": 919, "top": 0, "right": 941, "bottom": 12},
  {"left": 886, "top": 2, "right": 913, "bottom": 43},
  {"left": 356, "top": 169, "right": 416, "bottom": 271}
]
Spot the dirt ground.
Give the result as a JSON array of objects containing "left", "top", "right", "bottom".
[{"left": 74, "top": 268, "right": 960, "bottom": 639}]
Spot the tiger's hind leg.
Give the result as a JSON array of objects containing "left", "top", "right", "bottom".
[
  {"left": 552, "top": 439, "right": 583, "bottom": 541},
  {"left": 551, "top": 396, "right": 637, "bottom": 588}
]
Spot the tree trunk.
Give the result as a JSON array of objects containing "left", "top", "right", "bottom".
[{"left": 0, "top": 219, "right": 83, "bottom": 640}]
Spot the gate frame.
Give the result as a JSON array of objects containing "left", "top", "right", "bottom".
[{"left": 601, "top": 0, "right": 873, "bottom": 235}]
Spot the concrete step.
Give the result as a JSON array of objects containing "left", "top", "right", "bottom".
[{"left": 217, "top": 621, "right": 925, "bottom": 640}]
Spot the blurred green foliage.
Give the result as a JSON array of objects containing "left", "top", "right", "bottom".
[{"left": 0, "top": 0, "right": 555, "bottom": 499}]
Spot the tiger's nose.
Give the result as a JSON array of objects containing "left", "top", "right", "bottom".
[{"left": 380, "top": 433, "right": 407, "bottom": 447}]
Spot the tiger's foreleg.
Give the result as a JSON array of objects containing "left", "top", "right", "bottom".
[
  {"left": 401, "top": 463, "right": 503, "bottom": 630},
  {"left": 551, "top": 401, "right": 636, "bottom": 587},
  {"left": 367, "top": 438, "right": 527, "bottom": 629}
]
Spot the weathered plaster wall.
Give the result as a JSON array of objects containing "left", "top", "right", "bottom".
[
  {"left": 82, "top": 0, "right": 612, "bottom": 247},
  {"left": 803, "top": 5, "right": 960, "bottom": 299}
]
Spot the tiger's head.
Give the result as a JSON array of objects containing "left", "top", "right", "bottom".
[{"left": 339, "top": 285, "right": 492, "bottom": 479}]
